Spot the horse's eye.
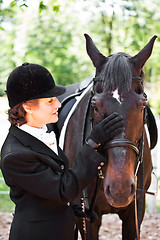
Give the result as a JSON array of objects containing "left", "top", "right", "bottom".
[
  {"left": 94, "top": 106, "right": 99, "bottom": 113},
  {"left": 135, "top": 87, "right": 143, "bottom": 94},
  {"left": 134, "top": 83, "right": 144, "bottom": 95},
  {"left": 91, "top": 102, "right": 99, "bottom": 113},
  {"left": 94, "top": 82, "right": 103, "bottom": 93},
  {"left": 132, "top": 81, "right": 144, "bottom": 95}
]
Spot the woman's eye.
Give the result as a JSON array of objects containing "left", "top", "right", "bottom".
[
  {"left": 48, "top": 99, "right": 54, "bottom": 104},
  {"left": 48, "top": 97, "right": 56, "bottom": 103}
]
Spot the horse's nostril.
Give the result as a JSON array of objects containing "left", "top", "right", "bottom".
[
  {"left": 105, "top": 182, "right": 136, "bottom": 199},
  {"left": 106, "top": 185, "right": 111, "bottom": 196},
  {"left": 130, "top": 183, "right": 136, "bottom": 196}
]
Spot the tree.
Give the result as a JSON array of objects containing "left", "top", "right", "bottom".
[
  {"left": 2, "top": 1, "right": 94, "bottom": 86},
  {"left": 23, "top": 14, "right": 79, "bottom": 85},
  {"left": 0, "top": 0, "right": 160, "bottom": 114}
]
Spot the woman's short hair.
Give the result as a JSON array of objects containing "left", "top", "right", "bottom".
[{"left": 8, "top": 99, "right": 39, "bottom": 126}]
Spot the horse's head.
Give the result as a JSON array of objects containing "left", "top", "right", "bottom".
[{"left": 85, "top": 34, "right": 157, "bottom": 208}]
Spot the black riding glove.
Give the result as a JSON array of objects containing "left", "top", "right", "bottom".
[
  {"left": 89, "top": 112, "right": 123, "bottom": 145},
  {"left": 71, "top": 203, "right": 98, "bottom": 223},
  {"left": 71, "top": 203, "right": 86, "bottom": 218}
]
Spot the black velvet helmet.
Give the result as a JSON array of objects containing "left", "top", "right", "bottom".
[{"left": 6, "top": 62, "right": 66, "bottom": 108}]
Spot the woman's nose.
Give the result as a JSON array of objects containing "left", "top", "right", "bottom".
[{"left": 55, "top": 98, "right": 61, "bottom": 108}]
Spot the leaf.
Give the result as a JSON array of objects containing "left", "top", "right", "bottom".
[
  {"left": 10, "top": 1, "right": 17, "bottom": 8},
  {"left": 53, "top": 5, "right": 60, "bottom": 13},
  {"left": 20, "top": 3, "right": 28, "bottom": 8},
  {"left": 38, "top": 1, "right": 47, "bottom": 13}
]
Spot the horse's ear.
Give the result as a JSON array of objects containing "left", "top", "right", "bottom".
[
  {"left": 132, "top": 35, "right": 157, "bottom": 75},
  {"left": 84, "top": 34, "right": 107, "bottom": 70}
]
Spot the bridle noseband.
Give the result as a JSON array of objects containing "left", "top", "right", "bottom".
[{"left": 103, "top": 139, "right": 139, "bottom": 156}]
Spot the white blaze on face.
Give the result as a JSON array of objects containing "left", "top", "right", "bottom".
[{"left": 112, "top": 89, "right": 122, "bottom": 104}]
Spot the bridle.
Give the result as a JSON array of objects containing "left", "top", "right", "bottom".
[
  {"left": 102, "top": 106, "right": 147, "bottom": 240},
  {"left": 82, "top": 76, "right": 147, "bottom": 240},
  {"left": 103, "top": 139, "right": 139, "bottom": 155}
]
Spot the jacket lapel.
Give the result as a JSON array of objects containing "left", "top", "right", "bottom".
[{"left": 9, "top": 126, "right": 65, "bottom": 164}]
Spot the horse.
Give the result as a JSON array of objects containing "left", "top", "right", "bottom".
[{"left": 57, "top": 34, "right": 158, "bottom": 240}]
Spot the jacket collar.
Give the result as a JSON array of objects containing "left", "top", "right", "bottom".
[{"left": 9, "top": 125, "right": 64, "bottom": 163}]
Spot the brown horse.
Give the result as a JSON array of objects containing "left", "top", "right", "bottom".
[{"left": 58, "top": 34, "right": 157, "bottom": 240}]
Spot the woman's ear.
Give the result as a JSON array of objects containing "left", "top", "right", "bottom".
[{"left": 22, "top": 103, "right": 32, "bottom": 114}]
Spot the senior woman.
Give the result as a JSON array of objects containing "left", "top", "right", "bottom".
[{"left": 0, "top": 63, "right": 123, "bottom": 240}]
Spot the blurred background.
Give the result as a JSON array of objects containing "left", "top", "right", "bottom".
[{"left": 0, "top": 0, "right": 160, "bottom": 214}]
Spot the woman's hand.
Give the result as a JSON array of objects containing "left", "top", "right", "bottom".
[{"left": 89, "top": 112, "right": 123, "bottom": 145}]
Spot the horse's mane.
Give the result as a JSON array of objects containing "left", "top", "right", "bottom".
[{"left": 97, "top": 52, "right": 132, "bottom": 92}]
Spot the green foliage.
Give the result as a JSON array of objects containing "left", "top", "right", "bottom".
[
  {"left": 0, "top": 27, "right": 18, "bottom": 96},
  {"left": 0, "top": 0, "right": 160, "bottom": 113},
  {"left": 23, "top": 16, "right": 75, "bottom": 85},
  {"left": 9, "top": 0, "right": 28, "bottom": 8},
  {"left": 21, "top": 5, "right": 94, "bottom": 86},
  {"left": 0, "top": 0, "right": 28, "bottom": 28}
]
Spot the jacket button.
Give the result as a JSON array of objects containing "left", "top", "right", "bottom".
[
  {"left": 61, "top": 165, "right": 64, "bottom": 170},
  {"left": 67, "top": 202, "right": 70, "bottom": 206},
  {"left": 100, "top": 162, "right": 104, "bottom": 166},
  {"left": 97, "top": 166, "right": 101, "bottom": 170}
]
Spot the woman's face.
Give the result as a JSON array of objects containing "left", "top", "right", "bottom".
[{"left": 24, "top": 97, "right": 61, "bottom": 128}]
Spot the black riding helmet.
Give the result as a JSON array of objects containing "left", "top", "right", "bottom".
[{"left": 6, "top": 62, "right": 66, "bottom": 108}]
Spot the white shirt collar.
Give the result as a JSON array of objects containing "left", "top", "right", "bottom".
[
  {"left": 18, "top": 124, "right": 58, "bottom": 155},
  {"left": 18, "top": 124, "right": 48, "bottom": 139}
]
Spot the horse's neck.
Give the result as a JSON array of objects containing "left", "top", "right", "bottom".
[{"left": 61, "top": 87, "right": 93, "bottom": 165}]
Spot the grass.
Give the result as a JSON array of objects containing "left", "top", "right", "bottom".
[
  {"left": 157, "top": 199, "right": 160, "bottom": 213},
  {"left": 0, "top": 171, "right": 15, "bottom": 212},
  {"left": 157, "top": 177, "right": 160, "bottom": 213},
  {"left": 0, "top": 170, "right": 159, "bottom": 213}
]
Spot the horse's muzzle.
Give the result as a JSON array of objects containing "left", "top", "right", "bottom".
[{"left": 104, "top": 178, "right": 136, "bottom": 208}]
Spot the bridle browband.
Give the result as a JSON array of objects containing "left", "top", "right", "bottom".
[{"left": 93, "top": 76, "right": 144, "bottom": 83}]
